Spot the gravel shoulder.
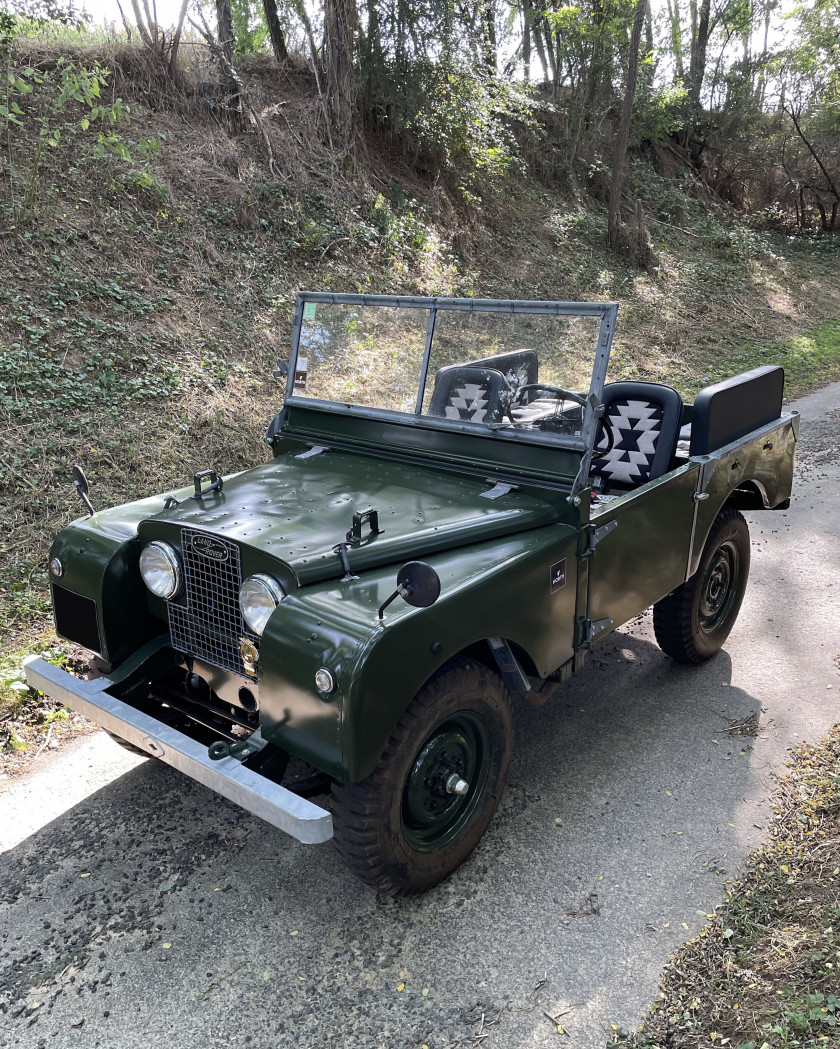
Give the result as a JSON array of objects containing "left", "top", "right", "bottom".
[{"left": 1, "top": 385, "right": 838, "bottom": 1049}]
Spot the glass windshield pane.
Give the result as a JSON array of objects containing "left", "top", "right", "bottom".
[
  {"left": 290, "top": 299, "right": 606, "bottom": 442},
  {"left": 422, "top": 310, "right": 600, "bottom": 437},
  {"left": 296, "top": 302, "right": 429, "bottom": 413}
]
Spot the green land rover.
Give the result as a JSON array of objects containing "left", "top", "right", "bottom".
[{"left": 25, "top": 293, "right": 797, "bottom": 893}]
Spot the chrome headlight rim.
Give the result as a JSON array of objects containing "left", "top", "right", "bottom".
[
  {"left": 239, "top": 573, "right": 285, "bottom": 636},
  {"left": 139, "top": 540, "right": 182, "bottom": 600}
]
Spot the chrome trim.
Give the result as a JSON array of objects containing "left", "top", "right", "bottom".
[{"left": 22, "top": 656, "right": 333, "bottom": 845}]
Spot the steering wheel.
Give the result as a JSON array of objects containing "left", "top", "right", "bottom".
[
  {"left": 593, "top": 413, "right": 616, "bottom": 458},
  {"left": 513, "top": 383, "right": 587, "bottom": 407}
]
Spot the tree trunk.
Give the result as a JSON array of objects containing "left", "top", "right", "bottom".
[
  {"left": 607, "top": 0, "right": 646, "bottom": 256},
  {"left": 168, "top": 0, "right": 190, "bottom": 76},
  {"left": 482, "top": 0, "right": 496, "bottom": 73},
  {"left": 216, "top": 0, "right": 235, "bottom": 66},
  {"left": 687, "top": 0, "right": 711, "bottom": 116},
  {"left": 666, "top": 0, "right": 684, "bottom": 80},
  {"left": 324, "top": 0, "right": 357, "bottom": 148},
  {"left": 585, "top": 0, "right": 606, "bottom": 110},
  {"left": 262, "top": 0, "right": 289, "bottom": 63},
  {"left": 522, "top": 0, "right": 531, "bottom": 83}
]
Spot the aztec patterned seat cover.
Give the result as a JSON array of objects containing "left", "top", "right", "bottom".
[
  {"left": 590, "top": 380, "right": 683, "bottom": 487},
  {"left": 428, "top": 366, "right": 508, "bottom": 424}
]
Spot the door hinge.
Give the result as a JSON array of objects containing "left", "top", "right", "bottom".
[
  {"left": 582, "top": 617, "right": 613, "bottom": 647},
  {"left": 584, "top": 518, "right": 618, "bottom": 556}
]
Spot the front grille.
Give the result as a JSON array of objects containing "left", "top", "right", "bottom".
[{"left": 168, "top": 530, "right": 255, "bottom": 678}]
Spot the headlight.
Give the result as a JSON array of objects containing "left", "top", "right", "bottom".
[
  {"left": 239, "top": 574, "right": 285, "bottom": 635},
  {"left": 139, "top": 541, "right": 182, "bottom": 600}
]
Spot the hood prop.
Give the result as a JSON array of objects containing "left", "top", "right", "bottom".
[
  {"left": 333, "top": 507, "right": 385, "bottom": 582},
  {"left": 193, "top": 469, "right": 223, "bottom": 500}
]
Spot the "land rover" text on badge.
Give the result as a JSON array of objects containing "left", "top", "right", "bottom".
[{"left": 192, "top": 534, "right": 229, "bottom": 562}]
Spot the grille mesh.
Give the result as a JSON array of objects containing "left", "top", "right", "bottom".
[{"left": 168, "top": 530, "right": 255, "bottom": 678}]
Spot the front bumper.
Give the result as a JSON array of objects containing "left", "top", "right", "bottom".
[{"left": 23, "top": 655, "right": 333, "bottom": 845}]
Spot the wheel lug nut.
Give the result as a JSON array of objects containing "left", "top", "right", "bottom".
[{"left": 446, "top": 774, "right": 469, "bottom": 796}]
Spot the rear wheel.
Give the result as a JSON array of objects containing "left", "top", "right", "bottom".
[
  {"left": 331, "top": 657, "right": 514, "bottom": 895},
  {"left": 653, "top": 506, "right": 750, "bottom": 664}
]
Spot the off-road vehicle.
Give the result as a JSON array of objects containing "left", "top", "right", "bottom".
[{"left": 25, "top": 293, "right": 798, "bottom": 893}]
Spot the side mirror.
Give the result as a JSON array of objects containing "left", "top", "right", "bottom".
[
  {"left": 378, "top": 561, "right": 441, "bottom": 620},
  {"left": 72, "top": 464, "right": 94, "bottom": 517}
]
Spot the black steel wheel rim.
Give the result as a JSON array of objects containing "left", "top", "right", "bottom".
[
  {"left": 699, "top": 540, "right": 739, "bottom": 633},
  {"left": 401, "top": 713, "right": 491, "bottom": 852}
]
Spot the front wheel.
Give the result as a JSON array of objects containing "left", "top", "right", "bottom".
[
  {"left": 653, "top": 506, "right": 750, "bottom": 664},
  {"left": 331, "top": 657, "right": 514, "bottom": 895}
]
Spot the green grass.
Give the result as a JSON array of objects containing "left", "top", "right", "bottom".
[{"left": 698, "top": 321, "right": 840, "bottom": 401}]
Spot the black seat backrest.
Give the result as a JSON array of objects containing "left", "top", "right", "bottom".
[
  {"left": 591, "top": 380, "right": 683, "bottom": 487},
  {"left": 689, "top": 365, "right": 784, "bottom": 456},
  {"left": 428, "top": 366, "right": 508, "bottom": 424},
  {"left": 470, "top": 350, "right": 538, "bottom": 395}
]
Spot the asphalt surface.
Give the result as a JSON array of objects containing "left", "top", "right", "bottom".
[{"left": 1, "top": 384, "right": 838, "bottom": 1049}]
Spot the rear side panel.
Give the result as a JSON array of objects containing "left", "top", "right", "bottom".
[{"left": 687, "top": 413, "right": 798, "bottom": 578}]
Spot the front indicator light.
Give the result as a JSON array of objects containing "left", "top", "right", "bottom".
[
  {"left": 315, "top": 668, "right": 335, "bottom": 694},
  {"left": 139, "top": 541, "right": 182, "bottom": 600},
  {"left": 50, "top": 557, "right": 64, "bottom": 577},
  {"left": 239, "top": 574, "right": 285, "bottom": 636}
]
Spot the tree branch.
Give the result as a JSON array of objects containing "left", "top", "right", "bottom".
[{"left": 784, "top": 105, "right": 840, "bottom": 203}]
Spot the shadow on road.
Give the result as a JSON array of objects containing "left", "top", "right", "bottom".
[{"left": 0, "top": 627, "right": 765, "bottom": 1049}]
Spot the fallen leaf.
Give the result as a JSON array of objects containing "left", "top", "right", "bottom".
[
  {"left": 397, "top": 983, "right": 405, "bottom": 992},
  {"left": 262, "top": 971, "right": 270, "bottom": 981},
  {"left": 162, "top": 942, "right": 172, "bottom": 949},
  {"left": 290, "top": 930, "right": 298, "bottom": 936},
  {"left": 80, "top": 872, "right": 91, "bottom": 878},
  {"left": 422, "top": 988, "right": 430, "bottom": 997}
]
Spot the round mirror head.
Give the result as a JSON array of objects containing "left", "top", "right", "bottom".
[
  {"left": 396, "top": 561, "right": 441, "bottom": 608},
  {"left": 71, "top": 464, "right": 89, "bottom": 494}
]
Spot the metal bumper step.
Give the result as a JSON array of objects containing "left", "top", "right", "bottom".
[{"left": 23, "top": 655, "right": 333, "bottom": 845}]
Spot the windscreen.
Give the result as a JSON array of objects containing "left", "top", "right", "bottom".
[{"left": 292, "top": 299, "right": 605, "bottom": 442}]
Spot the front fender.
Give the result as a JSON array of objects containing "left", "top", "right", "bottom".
[{"left": 258, "top": 524, "right": 578, "bottom": 782}]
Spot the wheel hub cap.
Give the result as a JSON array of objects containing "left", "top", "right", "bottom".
[
  {"left": 401, "top": 714, "right": 490, "bottom": 852},
  {"left": 699, "top": 541, "right": 738, "bottom": 633}
]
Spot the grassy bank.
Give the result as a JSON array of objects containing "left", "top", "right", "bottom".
[{"left": 611, "top": 728, "right": 840, "bottom": 1049}]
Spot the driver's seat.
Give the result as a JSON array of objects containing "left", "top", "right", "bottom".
[{"left": 590, "top": 381, "right": 683, "bottom": 488}]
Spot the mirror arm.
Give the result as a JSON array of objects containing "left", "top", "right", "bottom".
[
  {"left": 378, "top": 584, "right": 410, "bottom": 621},
  {"left": 75, "top": 482, "right": 95, "bottom": 518}
]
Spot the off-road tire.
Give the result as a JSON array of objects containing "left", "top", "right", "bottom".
[
  {"left": 331, "top": 657, "right": 514, "bottom": 895},
  {"left": 653, "top": 505, "right": 750, "bottom": 664},
  {"left": 104, "top": 730, "right": 148, "bottom": 757}
]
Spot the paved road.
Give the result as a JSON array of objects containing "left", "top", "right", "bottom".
[{"left": 1, "top": 385, "right": 838, "bottom": 1049}]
